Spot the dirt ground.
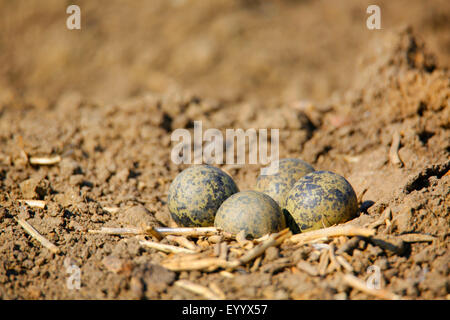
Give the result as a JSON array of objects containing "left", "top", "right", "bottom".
[{"left": 0, "top": 0, "right": 449, "bottom": 300}]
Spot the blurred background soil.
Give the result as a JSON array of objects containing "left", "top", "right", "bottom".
[
  {"left": 0, "top": 0, "right": 448, "bottom": 299},
  {"left": 1, "top": 0, "right": 449, "bottom": 104}
]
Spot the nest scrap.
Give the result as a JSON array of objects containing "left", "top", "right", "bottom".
[{"left": 86, "top": 222, "right": 410, "bottom": 300}]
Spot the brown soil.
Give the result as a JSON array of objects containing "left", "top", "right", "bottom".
[{"left": 0, "top": 0, "right": 448, "bottom": 300}]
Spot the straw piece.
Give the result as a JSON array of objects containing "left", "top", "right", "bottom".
[
  {"left": 17, "top": 200, "right": 46, "bottom": 209},
  {"left": 367, "top": 207, "right": 392, "bottom": 229},
  {"left": 398, "top": 233, "right": 436, "bottom": 243},
  {"left": 389, "top": 132, "right": 403, "bottom": 167},
  {"left": 142, "top": 225, "right": 164, "bottom": 240},
  {"left": 219, "top": 242, "right": 228, "bottom": 261},
  {"left": 165, "top": 235, "right": 198, "bottom": 251},
  {"left": 236, "top": 230, "right": 250, "bottom": 246},
  {"left": 175, "top": 280, "right": 223, "bottom": 300},
  {"left": 250, "top": 256, "right": 262, "bottom": 273},
  {"left": 208, "top": 282, "right": 226, "bottom": 300},
  {"left": 343, "top": 274, "right": 401, "bottom": 300},
  {"left": 87, "top": 226, "right": 164, "bottom": 238},
  {"left": 254, "top": 234, "right": 270, "bottom": 243},
  {"left": 236, "top": 228, "right": 292, "bottom": 266},
  {"left": 29, "top": 155, "right": 61, "bottom": 165},
  {"left": 318, "top": 250, "right": 329, "bottom": 276},
  {"left": 88, "top": 227, "right": 141, "bottom": 235},
  {"left": 162, "top": 257, "right": 229, "bottom": 272},
  {"left": 140, "top": 240, "right": 196, "bottom": 254},
  {"left": 328, "top": 243, "right": 340, "bottom": 272},
  {"left": 219, "top": 271, "right": 234, "bottom": 278},
  {"left": 357, "top": 187, "right": 368, "bottom": 204},
  {"left": 289, "top": 224, "right": 375, "bottom": 244},
  {"left": 207, "top": 235, "right": 223, "bottom": 244},
  {"left": 87, "top": 226, "right": 224, "bottom": 238},
  {"left": 336, "top": 255, "right": 354, "bottom": 272},
  {"left": 155, "top": 227, "right": 219, "bottom": 237},
  {"left": 337, "top": 236, "right": 361, "bottom": 254},
  {"left": 15, "top": 217, "right": 59, "bottom": 254}
]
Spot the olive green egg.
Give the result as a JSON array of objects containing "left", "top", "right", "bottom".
[
  {"left": 168, "top": 165, "right": 239, "bottom": 227},
  {"left": 285, "top": 171, "right": 358, "bottom": 233},
  {"left": 214, "top": 190, "right": 286, "bottom": 238},
  {"left": 255, "top": 158, "right": 315, "bottom": 208}
]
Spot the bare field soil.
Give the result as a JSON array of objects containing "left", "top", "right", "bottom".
[{"left": 0, "top": 0, "right": 448, "bottom": 299}]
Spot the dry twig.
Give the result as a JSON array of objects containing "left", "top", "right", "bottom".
[
  {"left": 389, "top": 132, "right": 403, "bottom": 167},
  {"left": 219, "top": 271, "right": 234, "bottom": 278},
  {"left": 219, "top": 242, "right": 228, "bottom": 261},
  {"left": 142, "top": 225, "right": 164, "bottom": 240},
  {"left": 328, "top": 243, "right": 340, "bottom": 272},
  {"left": 162, "top": 257, "right": 229, "bottom": 272},
  {"left": 289, "top": 224, "right": 375, "bottom": 244},
  {"left": 336, "top": 255, "right": 354, "bottom": 272},
  {"left": 88, "top": 226, "right": 220, "bottom": 238},
  {"left": 155, "top": 227, "right": 220, "bottom": 238},
  {"left": 17, "top": 199, "right": 46, "bottom": 209},
  {"left": 175, "top": 280, "right": 223, "bottom": 300},
  {"left": 87, "top": 225, "right": 164, "bottom": 239},
  {"left": 250, "top": 256, "right": 262, "bottom": 272},
  {"left": 15, "top": 217, "right": 59, "bottom": 254},
  {"left": 398, "top": 233, "right": 436, "bottom": 243},
  {"left": 366, "top": 207, "right": 392, "bottom": 229},
  {"left": 208, "top": 282, "right": 226, "bottom": 300},
  {"left": 357, "top": 187, "right": 368, "bottom": 204},
  {"left": 343, "top": 274, "right": 401, "bottom": 300},
  {"left": 88, "top": 227, "right": 141, "bottom": 235},
  {"left": 207, "top": 235, "right": 223, "bottom": 244},
  {"left": 165, "top": 235, "right": 198, "bottom": 251},
  {"left": 29, "top": 155, "right": 61, "bottom": 165},
  {"left": 318, "top": 250, "right": 329, "bottom": 276},
  {"left": 232, "top": 228, "right": 292, "bottom": 267},
  {"left": 140, "top": 240, "right": 196, "bottom": 254}
]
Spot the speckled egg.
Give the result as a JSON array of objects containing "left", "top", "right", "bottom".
[
  {"left": 214, "top": 190, "right": 286, "bottom": 238},
  {"left": 168, "top": 165, "right": 239, "bottom": 227},
  {"left": 285, "top": 171, "right": 358, "bottom": 233},
  {"left": 255, "top": 158, "right": 315, "bottom": 208}
]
